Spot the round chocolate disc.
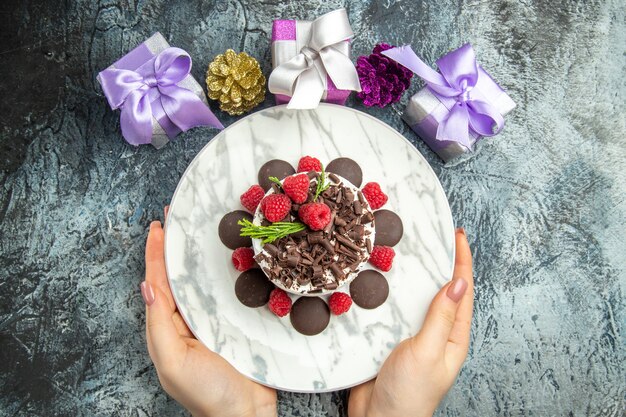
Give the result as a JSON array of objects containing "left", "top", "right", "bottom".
[
  {"left": 326, "top": 157, "right": 363, "bottom": 187},
  {"left": 219, "top": 210, "right": 253, "bottom": 249},
  {"left": 350, "top": 270, "right": 389, "bottom": 309},
  {"left": 258, "top": 159, "right": 295, "bottom": 191},
  {"left": 290, "top": 297, "right": 330, "bottom": 336},
  {"left": 374, "top": 210, "right": 404, "bottom": 247},
  {"left": 235, "top": 269, "right": 274, "bottom": 308}
]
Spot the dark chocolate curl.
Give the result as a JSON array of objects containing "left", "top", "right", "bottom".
[
  {"left": 336, "top": 234, "right": 362, "bottom": 252},
  {"left": 330, "top": 264, "right": 345, "bottom": 280},
  {"left": 264, "top": 243, "right": 279, "bottom": 257}
]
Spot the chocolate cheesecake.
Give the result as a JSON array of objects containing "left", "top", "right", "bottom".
[{"left": 252, "top": 172, "right": 375, "bottom": 295}]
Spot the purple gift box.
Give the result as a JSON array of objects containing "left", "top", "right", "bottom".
[
  {"left": 383, "top": 44, "right": 516, "bottom": 162},
  {"left": 98, "top": 32, "right": 222, "bottom": 148},
  {"left": 268, "top": 9, "right": 361, "bottom": 109}
]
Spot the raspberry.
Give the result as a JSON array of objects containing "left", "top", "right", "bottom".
[
  {"left": 260, "top": 193, "right": 291, "bottom": 222},
  {"left": 298, "top": 203, "right": 331, "bottom": 231},
  {"left": 282, "top": 174, "right": 310, "bottom": 204},
  {"left": 369, "top": 245, "right": 395, "bottom": 272},
  {"left": 232, "top": 247, "right": 255, "bottom": 272},
  {"left": 362, "top": 182, "right": 388, "bottom": 210},
  {"left": 297, "top": 156, "right": 322, "bottom": 173},
  {"left": 240, "top": 185, "right": 265, "bottom": 212},
  {"left": 268, "top": 288, "right": 292, "bottom": 317},
  {"left": 328, "top": 292, "right": 352, "bottom": 315}
]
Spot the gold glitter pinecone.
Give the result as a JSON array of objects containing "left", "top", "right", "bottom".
[{"left": 206, "top": 49, "right": 266, "bottom": 116}]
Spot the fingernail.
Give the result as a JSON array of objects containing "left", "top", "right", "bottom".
[
  {"left": 150, "top": 221, "right": 161, "bottom": 230},
  {"left": 141, "top": 281, "right": 155, "bottom": 306},
  {"left": 456, "top": 227, "right": 466, "bottom": 236},
  {"left": 446, "top": 278, "right": 468, "bottom": 303}
]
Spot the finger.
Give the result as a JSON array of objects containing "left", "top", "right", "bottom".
[
  {"left": 164, "top": 205, "right": 169, "bottom": 220},
  {"left": 446, "top": 228, "right": 475, "bottom": 366},
  {"left": 172, "top": 311, "right": 194, "bottom": 338},
  {"left": 415, "top": 277, "right": 468, "bottom": 353},
  {"left": 142, "top": 281, "right": 187, "bottom": 371},
  {"left": 348, "top": 380, "right": 375, "bottom": 417},
  {"left": 146, "top": 221, "right": 176, "bottom": 311},
  {"left": 414, "top": 230, "right": 470, "bottom": 353}
]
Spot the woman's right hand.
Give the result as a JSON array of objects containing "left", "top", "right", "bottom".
[{"left": 349, "top": 229, "right": 474, "bottom": 417}]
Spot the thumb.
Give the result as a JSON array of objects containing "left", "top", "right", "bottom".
[
  {"left": 142, "top": 281, "right": 186, "bottom": 372},
  {"left": 414, "top": 277, "right": 468, "bottom": 353}
]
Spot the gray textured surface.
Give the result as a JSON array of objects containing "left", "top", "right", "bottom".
[{"left": 0, "top": 0, "right": 624, "bottom": 416}]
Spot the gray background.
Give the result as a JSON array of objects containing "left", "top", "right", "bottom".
[{"left": 1, "top": 0, "right": 624, "bottom": 416}]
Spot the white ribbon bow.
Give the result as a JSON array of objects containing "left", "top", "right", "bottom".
[{"left": 268, "top": 8, "right": 362, "bottom": 109}]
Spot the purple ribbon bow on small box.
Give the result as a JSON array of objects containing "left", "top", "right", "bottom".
[
  {"left": 98, "top": 33, "right": 223, "bottom": 148},
  {"left": 382, "top": 44, "right": 515, "bottom": 162}
]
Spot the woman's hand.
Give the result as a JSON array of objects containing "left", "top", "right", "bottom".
[
  {"left": 141, "top": 211, "right": 277, "bottom": 417},
  {"left": 349, "top": 229, "right": 474, "bottom": 417}
]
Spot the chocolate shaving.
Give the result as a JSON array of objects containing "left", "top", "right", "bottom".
[
  {"left": 308, "top": 232, "right": 324, "bottom": 245},
  {"left": 324, "top": 211, "right": 336, "bottom": 234},
  {"left": 366, "top": 238, "right": 372, "bottom": 253},
  {"left": 335, "top": 234, "right": 362, "bottom": 252},
  {"left": 330, "top": 264, "right": 345, "bottom": 280},
  {"left": 348, "top": 260, "right": 362, "bottom": 271},
  {"left": 264, "top": 244, "right": 279, "bottom": 257},
  {"left": 328, "top": 173, "right": 340, "bottom": 183},
  {"left": 324, "top": 282, "right": 338, "bottom": 290},
  {"left": 361, "top": 212, "right": 374, "bottom": 224},
  {"left": 348, "top": 225, "right": 365, "bottom": 241},
  {"left": 287, "top": 254, "right": 301, "bottom": 267},
  {"left": 320, "top": 239, "right": 335, "bottom": 254},
  {"left": 312, "top": 265, "right": 323, "bottom": 279},
  {"left": 324, "top": 198, "right": 337, "bottom": 209},
  {"left": 335, "top": 189, "right": 343, "bottom": 204},
  {"left": 335, "top": 217, "right": 347, "bottom": 227}
]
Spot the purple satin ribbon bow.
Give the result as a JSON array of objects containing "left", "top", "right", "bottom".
[
  {"left": 99, "top": 47, "right": 223, "bottom": 146},
  {"left": 382, "top": 44, "right": 504, "bottom": 148}
]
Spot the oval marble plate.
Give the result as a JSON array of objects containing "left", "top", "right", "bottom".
[{"left": 165, "top": 104, "right": 455, "bottom": 393}]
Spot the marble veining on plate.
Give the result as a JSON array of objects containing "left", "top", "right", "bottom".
[{"left": 164, "top": 104, "right": 455, "bottom": 392}]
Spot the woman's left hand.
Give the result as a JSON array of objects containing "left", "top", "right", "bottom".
[{"left": 141, "top": 213, "right": 277, "bottom": 417}]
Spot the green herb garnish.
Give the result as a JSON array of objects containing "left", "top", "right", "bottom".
[
  {"left": 268, "top": 176, "right": 282, "bottom": 189},
  {"left": 313, "top": 164, "right": 330, "bottom": 201},
  {"left": 238, "top": 219, "right": 306, "bottom": 243}
]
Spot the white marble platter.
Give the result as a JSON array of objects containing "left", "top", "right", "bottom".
[{"left": 164, "top": 104, "right": 455, "bottom": 393}]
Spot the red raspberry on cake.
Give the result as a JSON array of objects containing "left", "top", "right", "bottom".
[
  {"left": 297, "top": 156, "right": 322, "bottom": 173},
  {"left": 282, "top": 174, "right": 309, "bottom": 204},
  {"left": 268, "top": 288, "right": 292, "bottom": 317},
  {"left": 260, "top": 193, "right": 291, "bottom": 222},
  {"left": 329, "top": 292, "right": 352, "bottom": 315},
  {"left": 362, "top": 182, "right": 388, "bottom": 209},
  {"left": 232, "top": 247, "right": 255, "bottom": 272},
  {"left": 369, "top": 245, "right": 395, "bottom": 271},
  {"left": 240, "top": 185, "right": 265, "bottom": 212},
  {"left": 298, "top": 202, "right": 331, "bottom": 231}
]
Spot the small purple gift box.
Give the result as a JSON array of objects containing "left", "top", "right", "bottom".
[
  {"left": 268, "top": 8, "right": 361, "bottom": 109},
  {"left": 98, "top": 32, "right": 223, "bottom": 148},
  {"left": 382, "top": 44, "right": 515, "bottom": 162}
]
